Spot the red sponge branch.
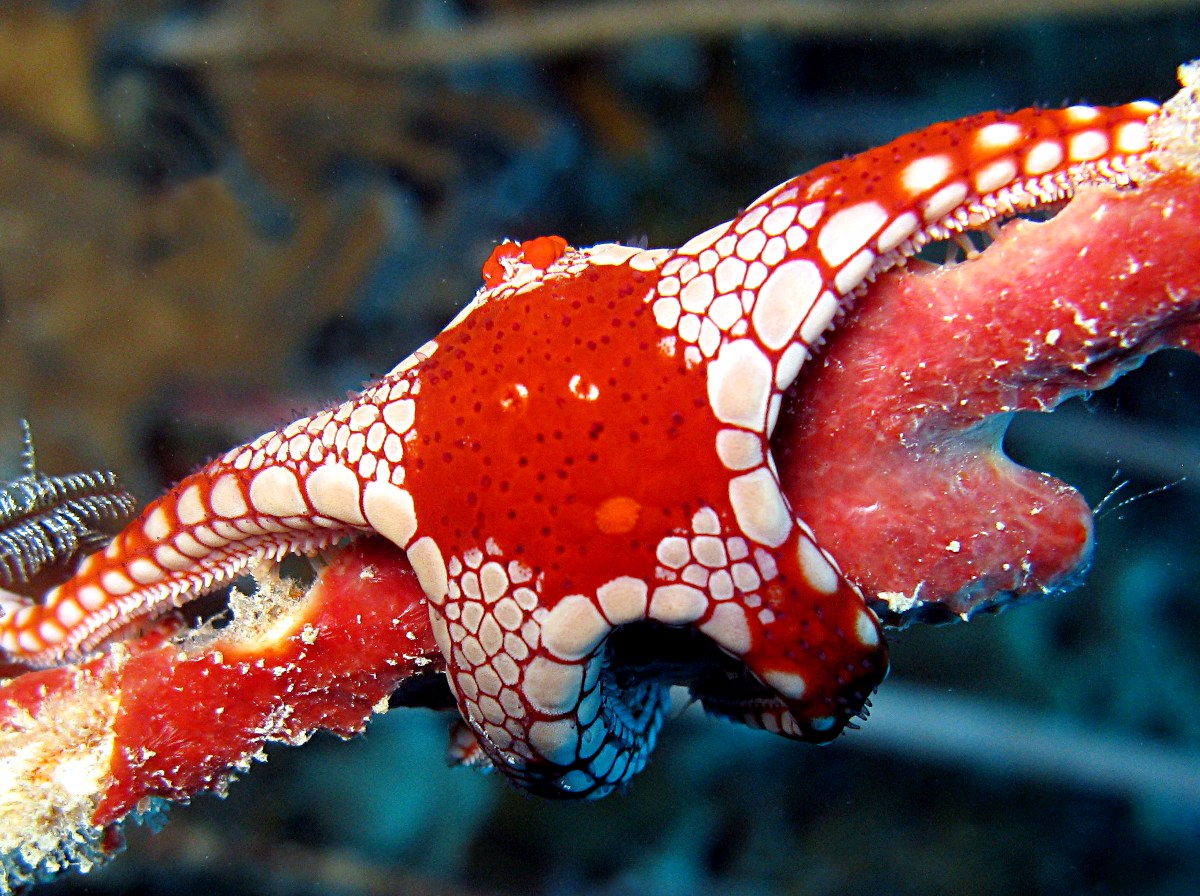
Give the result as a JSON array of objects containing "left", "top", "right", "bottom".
[
  {"left": 778, "top": 168, "right": 1200, "bottom": 622},
  {"left": 0, "top": 538, "right": 436, "bottom": 887}
]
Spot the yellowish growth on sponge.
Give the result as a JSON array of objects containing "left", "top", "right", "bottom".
[
  {"left": 0, "top": 671, "right": 118, "bottom": 882},
  {"left": 182, "top": 560, "right": 316, "bottom": 657}
]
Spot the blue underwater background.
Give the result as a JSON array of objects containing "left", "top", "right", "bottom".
[{"left": 2, "top": 1, "right": 1198, "bottom": 894}]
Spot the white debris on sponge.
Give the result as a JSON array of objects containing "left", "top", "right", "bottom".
[
  {"left": 1146, "top": 59, "right": 1200, "bottom": 175},
  {"left": 182, "top": 560, "right": 313, "bottom": 655},
  {"left": 1, "top": 561, "right": 316, "bottom": 893},
  {"left": 0, "top": 671, "right": 119, "bottom": 891}
]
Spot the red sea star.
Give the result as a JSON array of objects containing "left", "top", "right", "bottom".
[{"left": 0, "top": 81, "right": 1175, "bottom": 802}]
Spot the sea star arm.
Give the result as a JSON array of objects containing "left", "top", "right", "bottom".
[{"left": 636, "top": 99, "right": 1160, "bottom": 750}]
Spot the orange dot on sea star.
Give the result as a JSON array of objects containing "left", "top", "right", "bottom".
[{"left": 594, "top": 496, "right": 641, "bottom": 535}]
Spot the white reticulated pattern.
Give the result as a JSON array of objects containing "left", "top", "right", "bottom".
[
  {"left": 655, "top": 199, "right": 816, "bottom": 364},
  {"left": 95, "top": 371, "right": 434, "bottom": 619},
  {"left": 435, "top": 539, "right": 668, "bottom": 795},
  {"left": 202, "top": 370, "right": 430, "bottom": 588},
  {"left": 648, "top": 506, "right": 784, "bottom": 658},
  {"left": 655, "top": 192, "right": 879, "bottom": 504}
]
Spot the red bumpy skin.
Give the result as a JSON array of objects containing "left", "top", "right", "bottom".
[{"left": 0, "top": 99, "right": 1158, "bottom": 797}]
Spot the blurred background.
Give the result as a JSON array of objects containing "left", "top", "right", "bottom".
[{"left": 4, "top": 1, "right": 1198, "bottom": 893}]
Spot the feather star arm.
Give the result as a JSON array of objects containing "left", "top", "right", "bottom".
[{"left": 0, "top": 95, "right": 1164, "bottom": 798}]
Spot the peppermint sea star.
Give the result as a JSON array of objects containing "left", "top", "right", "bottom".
[{"left": 0, "top": 100, "right": 1158, "bottom": 797}]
